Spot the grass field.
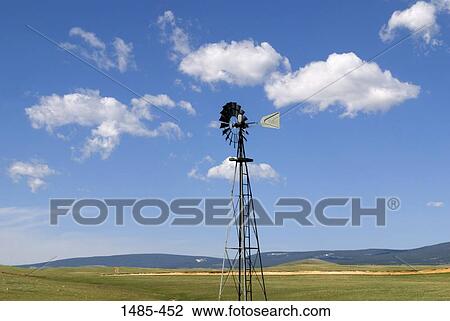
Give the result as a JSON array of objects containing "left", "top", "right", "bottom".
[{"left": 2, "top": 261, "right": 450, "bottom": 300}]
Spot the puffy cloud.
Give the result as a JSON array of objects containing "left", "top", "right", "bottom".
[
  {"left": 131, "top": 94, "right": 196, "bottom": 117},
  {"left": 178, "top": 100, "right": 196, "bottom": 115},
  {"left": 131, "top": 94, "right": 176, "bottom": 109},
  {"left": 69, "top": 27, "right": 105, "bottom": 49},
  {"left": 179, "top": 40, "right": 290, "bottom": 86},
  {"left": 8, "top": 161, "right": 56, "bottom": 192},
  {"left": 26, "top": 89, "right": 182, "bottom": 160},
  {"left": 157, "top": 10, "right": 191, "bottom": 59},
  {"left": 61, "top": 27, "right": 134, "bottom": 72},
  {"left": 113, "top": 37, "right": 134, "bottom": 72},
  {"left": 426, "top": 201, "right": 445, "bottom": 208},
  {"left": 156, "top": 11, "right": 287, "bottom": 86},
  {"left": 208, "top": 158, "right": 279, "bottom": 181},
  {"left": 163, "top": 11, "right": 418, "bottom": 116},
  {"left": 264, "top": 52, "right": 420, "bottom": 117},
  {"left": 189, "top": 157, "right": 279, "bottom": 181},
  {"left": 379, "top": 0, "right": 450, "bottom": 45}
]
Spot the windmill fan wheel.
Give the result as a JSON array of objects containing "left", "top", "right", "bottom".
[{"left": 219, "top": 102, "right": 248, "bottom": 147}]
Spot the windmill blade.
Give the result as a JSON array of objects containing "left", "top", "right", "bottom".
[
  {"left": 260, "top": 112, "right": 280, "bottom": 129},
  {"left": 220, "top": 102, "right": 248, "bottom": 147}
]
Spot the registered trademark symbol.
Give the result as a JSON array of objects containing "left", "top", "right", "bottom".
[{"left": 387, "top": 197, "right": 401, "bottom": 211}]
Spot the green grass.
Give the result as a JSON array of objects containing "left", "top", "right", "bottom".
[
  {"left": 269, "top": 259, "right": 450, "bottom": 272},
  {"left": 1, "top": 263, "right": 450, "bottom": 300}
]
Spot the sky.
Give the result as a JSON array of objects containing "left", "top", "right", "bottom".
[{"left": 0, "top": 0, "right": 450, "bottom": 265}]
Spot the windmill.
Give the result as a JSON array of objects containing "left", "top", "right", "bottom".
[{"left": 218, "top": 102, "right": 280, "bottom": 301}]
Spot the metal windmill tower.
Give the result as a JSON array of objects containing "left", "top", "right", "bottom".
[{"left": 218, "top": 102, "right": 280, "bottom": 301}]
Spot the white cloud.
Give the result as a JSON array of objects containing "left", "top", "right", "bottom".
[
  {"left": 189, "top": 157, "right": 279, "bottom": 181},
  {"left": 264, "top": 52, "right": 420, "bottom": 117},
  {"left": 190, "top": 84, "right": 202, "bottom": 93},
  {"left": 427, "top": 201, "right": 445, "bottom": 208},
  {"left": 187, "top": 168, "right": 205, "bottom": 181},
  {"left": 178, "top": 100, "right": 196, "bottom": 115},
  {"left": 208, "top": 121, "right": 221, "bottom": 129},
  {"left": 157, "top": 10, "right": 191, "bottom": 59},
  {"left": 179, "top": 40, "right": 290, "bottom": 86},
  {"left": 173, "top": 79, "right": 202, "bottom": 93},
  {"left": 187, "top": 155, "right": 214, "bottom": 181},
  {"left": 61, "top": 27, "right": 135, "bottom": 72},
  {"left": 26, "top": 89, "right": 182, "bottom": 160},
  {"left": 131, "top": 94, "right": 176, "bottom": 109},
  {"left": 131, "top": 94, "right": 196, "bottom": 117},
  {"left": 113, "top": 37, "right": 134, "bottom": 72},
  {"left": 8, "top": 161, "right": 56, "bottom": 192},
  {"left": 435, "top": 0, "right": 450, "bottom": 11},
  {"left": 69, "top": 27, "right": 105, "bottom": 49},
  {"left": 209, "top": 158, "right": 279, "bottom": 181},
  {"left": 379, "top": 0, "right": 450, "bottom": 45},
  {"left": 164, "top": 11, "right": 418, "bottom": 117}
]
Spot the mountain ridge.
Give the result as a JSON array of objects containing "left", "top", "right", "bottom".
[{"left": 18, "top": 241, "right": 450, "bottom": 269}]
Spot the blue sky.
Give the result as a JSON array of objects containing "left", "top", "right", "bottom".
[{"left": 1, "top": 0, "right": 450, "bottom": 264}]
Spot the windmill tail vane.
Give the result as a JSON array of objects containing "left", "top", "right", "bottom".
[{"left": 218, "top": 102, "right": 279, "bottom": 301}]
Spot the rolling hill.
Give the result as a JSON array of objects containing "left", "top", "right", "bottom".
[{"left": 18, "top": 242, "right": 450, "bottom": 269}]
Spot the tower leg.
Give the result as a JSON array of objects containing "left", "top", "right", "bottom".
[{"left": 219, "top": 127, "right": 267, "bottom": 301}]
